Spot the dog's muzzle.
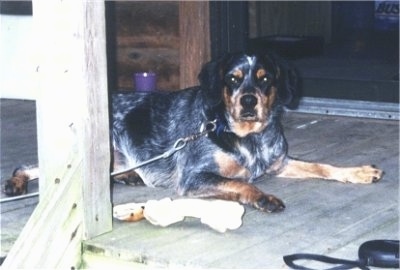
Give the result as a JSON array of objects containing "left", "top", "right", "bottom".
[{"left": 240, "top": 94, "right": 258, "bottom": 119}]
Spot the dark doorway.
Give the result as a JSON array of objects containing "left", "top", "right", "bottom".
[
  {"left": 210, "top": 1, "right": 399, "bottom": 106},
  {"left": 294, "top": 1, "right": 399, "bottom": 103},
  {"left": 209, "top": 1, "right": 249, "bottom": 59}
]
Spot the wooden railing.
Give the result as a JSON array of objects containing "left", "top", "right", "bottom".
[{"left": 2, "top": 1, "right": 112, "bottom": 268}]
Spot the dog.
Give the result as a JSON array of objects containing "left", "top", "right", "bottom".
[
  {"left": 3, "top": 52, "right": 383, "bottom": 213},
  {"left": 111, "top": 52, "right": 383, "bottom": 212}
]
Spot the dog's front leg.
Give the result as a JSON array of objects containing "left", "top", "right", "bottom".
[
  {"left": 277, "top": 158, "right": 383, "bottom": 184},
  {"left": 179, "top": 173, "right": 285, "bottom": 212}
]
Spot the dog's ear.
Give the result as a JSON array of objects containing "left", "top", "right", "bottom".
[
  {"left": 271, "top": 54, "right": 299, "bottom": 108},
  {"left": 198, "top": 57, "right": 225, "bottom": 110}
]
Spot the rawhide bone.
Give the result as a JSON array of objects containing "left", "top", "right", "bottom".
[{"left": 113, "top": 198, "right": 245, "bottom": 233}]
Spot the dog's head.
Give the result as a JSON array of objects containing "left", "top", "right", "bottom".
[{"left": 199, "top": 52, "right": 298, "bottom": 137}]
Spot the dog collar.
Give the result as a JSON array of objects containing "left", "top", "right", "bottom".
[
  {"left": 200, "top": 120, "right": 217, "bottom": 134},
  {"left": 200, "top": 116, "right": 230, "bottom": 136},
  {"left": 215, "top": 117, "right": 230, "bottom": 136}
]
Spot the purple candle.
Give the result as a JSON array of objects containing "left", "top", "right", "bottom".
[{"left": 134, "top": 72, "right": 156, "bottom": 92}]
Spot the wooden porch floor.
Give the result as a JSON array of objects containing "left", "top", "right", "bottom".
[{"left": 1, "top": 99, "right": 399, "bottom": 268}]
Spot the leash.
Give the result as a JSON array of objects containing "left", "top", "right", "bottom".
[
  {"left": 111, "top": 120, "right": 217, "bottom": 177},
  {"left": 283, "top": 240, "right": 399, "bottom": 270},
  {"left": 284, "top": 253, "right": 368, "bottom": 270},
  {"left": 1, "top": 120, "right": 217, "bottom": 203}
]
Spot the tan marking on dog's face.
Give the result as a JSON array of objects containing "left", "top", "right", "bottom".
[
  {"left": 232, "top": 69, "right": 243, "bottom": 79},
  {"left": 223, "top": 86, "right": 241, "bottom": 119},
  {"left": 223, "top": 90, "right": 269, "bottom": 137},
  {"left": 256, "top": 68, "right": 267, "bottom": 79},
  {"left": 223, "top": 87, "right": 277, "bottom": 137},
  {"left": 214, "top": 151, "right": 250, "bottom": 179},
  {"left": 262, "top": 86, "right": 277, "bottom": 111},
  {"left": 230, "top": 121, "right": 267, "bottom": 137}
]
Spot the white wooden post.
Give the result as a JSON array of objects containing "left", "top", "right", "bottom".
[{"left": 2, "top": 0, "right": 112, "bottom": 268}]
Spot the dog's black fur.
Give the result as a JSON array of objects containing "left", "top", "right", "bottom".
[{"left": 112, "top": 52, "right": 298, "bottom": 212}]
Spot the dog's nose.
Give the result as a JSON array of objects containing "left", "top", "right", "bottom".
[{"left": 240, "top": 95, "right": 257, "bottom": 109}]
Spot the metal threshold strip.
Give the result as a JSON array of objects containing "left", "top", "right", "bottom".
[{"left": 288, "top": 97, "right": 399, "bottom": 120}]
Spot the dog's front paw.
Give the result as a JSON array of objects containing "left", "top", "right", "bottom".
[
  {"left": 344, "top": 165, "right": 383, "bottom": 184},
  {"left": 113, "top": 171, "right": 145, "bottom": 186},
  {"left": 3, "top": 167, "right": 31, "bottom": 196},
  {"left": 3, "top": 175, "right": 28, "bottom": 196},
  {"left": 254, "top": 194, "right": 285, "bottom": 213}
]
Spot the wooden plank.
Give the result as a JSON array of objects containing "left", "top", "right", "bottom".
[
  {"left": 283, "top": 114, "right": 398, "bottom": 163},
  {"left": 2, "top": 0, "right": 111, "bottom": 268},
  {"left": 179, "top": 1, "right": 210, "bottom": 89},
  {"left": 81, "top": 1, "right": 113, "bottom": 240},
  {"left": 83, "top": 252, "right": 150, "bottom": 269}
]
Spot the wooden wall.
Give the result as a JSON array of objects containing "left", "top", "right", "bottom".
[
  {"left": 114, "top": 1, "right": 180, "bottom": 91},
  {"left": 179, "top": 2, "right": 210, "bottom": 89},
  {"left": 110, "top": 2, "right": 333, "bottom": 91}
]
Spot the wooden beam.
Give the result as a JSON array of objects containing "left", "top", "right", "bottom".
[
  {"left": 2, "top": 0, "right": 112, "bottom": 268},
  {"left": 81, "top": 0, "right": 113, "bottom": 240},
  {"left": 179, "top": 1, "right": 210, "bottom": 89}
]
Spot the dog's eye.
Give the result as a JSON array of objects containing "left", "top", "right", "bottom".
[
  {"left": 227, "top": 75, "right": 241, "bottom": 85},
  {"left": 258, "top": 76, "right": 268, "bottom": 85}
]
